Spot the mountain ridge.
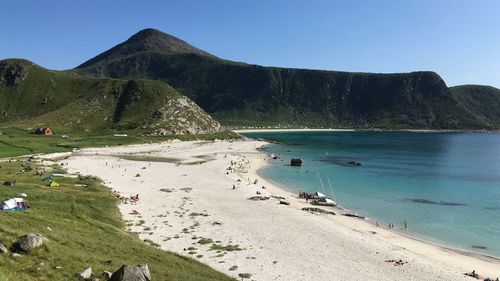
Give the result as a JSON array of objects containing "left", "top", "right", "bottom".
[
  {"left": 73, "top": 28, "right": 500, "bottom": 129},
  {"left": 3, "top": 28, "right": 500, "bottom": 130},
  {"left": 77, "top": 28, "right": 217, "bottom": 69}
]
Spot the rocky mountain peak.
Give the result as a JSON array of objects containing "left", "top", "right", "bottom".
[{"left": 77, "top": 28, "right": 215, "bottom": 69}]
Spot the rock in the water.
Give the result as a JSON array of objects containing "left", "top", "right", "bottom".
[
  {"left": 0, "top": 243, "right": 8, "bottom": 254},
  {"left": 14, "top": 233, "right": 44, "bottom": 252},
  {"left": 109, "top": 264, "right": 151, "bottom": 281},
  {"left": 76, "top": 267, "right": 92, "bottom": 280},
  {"left": 290, "top": 158, "right": 303, "bottom": 166}
]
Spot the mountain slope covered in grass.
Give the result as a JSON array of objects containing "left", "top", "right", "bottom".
[
  {"left": 450, "top": 85, "right": 500, "bottom": 128},
  {"left": 75, "top": 28, "right": 498, "bottom": 129},
  {"left": 0, "top": 59, "right": 221, "bottom": 134}
]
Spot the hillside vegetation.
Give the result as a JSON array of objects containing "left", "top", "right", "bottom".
[
  {"left": 450, "top": 85, "right": 500, "bottom": 128},
  {"left": 0, "top": 59, "right": 221, "bottom": 135},
  {"left": 75, "top": 28, "right": 500, "bottom": 130}
]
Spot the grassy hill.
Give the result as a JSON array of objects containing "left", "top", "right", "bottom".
[
  {"left": 75, "top": 28, "right": 497, "bottom": 130},
  {"left": 450, "top": 85, "right": 500, "bottom": 128},
  {"left": 0, "top": 59, "right": 221, "bottom": 135},
  {"left": 0, "top": 160, "right": 234, "bottom": 281}
]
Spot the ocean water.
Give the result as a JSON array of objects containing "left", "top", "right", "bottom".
[{"left": 242, "top": 131, "right": 500, "bottom": 257}]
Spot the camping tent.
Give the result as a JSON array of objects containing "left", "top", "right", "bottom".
[
  {"left": 50, "top": 181, "right": 59, "bottom": 187},
  {"left": 34, "top": 127, "right": 52, "bottom": 136},
  {"left": 1, "top": 198, "right": 27, "bottom": 211},
  {"left": 42, "top": 176, "right": 52, "bottom": 183}
]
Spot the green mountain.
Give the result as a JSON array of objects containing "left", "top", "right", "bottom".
[
  {"left": 450, "top": 84, "right": 500, "bottom": 128},
  {"left": 77, "top": 28, "right": 216, "bottom": 69},
  {"left": 75, "top": 28, "right": 499, "bottom": 129},
  {"left": 3, "top": 28, "right": 499, "bottom": 130},
  {"left": 0, "top": 59, "right": 221, "bottom": 134}
]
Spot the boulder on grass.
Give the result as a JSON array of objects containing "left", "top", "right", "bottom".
[
  {"left": 76, "top": 267, "right": 92, "bottom": 280},
  {"left": 13, "top": 233, "right": 43, "bottom": 252},
  {"left": 109, "top": 264, "right": 151, "bottom": 281},
  {"left": 0, "top": 243, "right": 8, "bottom": 254}
]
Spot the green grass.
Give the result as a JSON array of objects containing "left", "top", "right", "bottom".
[
  {"left": 0, "top": 127, "right": 240, "bottom": 158},
  {"left": 1, "top": 60, "right": 223, "bottom": 135},
  {"left": 0, "top": 161, "right": 234, "bottom": 281},
  {"left": 197, "top": 238, "right": 213, "bottom": 245},
  {"left": 209, "top": 244, "right": 242, "bottom": 252}
]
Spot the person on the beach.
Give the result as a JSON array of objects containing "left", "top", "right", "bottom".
[{"left": 404, "top": 220, "right": 408, "bottom": 230}]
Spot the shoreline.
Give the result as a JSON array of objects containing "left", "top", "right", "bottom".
[
  {"left": 254, "top": 145, "right": 500, "bottom": 263},
  {"left": 235, "top": 128, "right": 499, "bottom": 133},
  {"left": 62, "top": 140, "right": 500, "bottom": 280}
]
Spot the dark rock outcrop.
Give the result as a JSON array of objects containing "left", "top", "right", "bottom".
[
  {"left": 0, "top": 60, "right": 29, "bottom": 86},
  {"left": 109, "top": 264, "right": 151, "bottom": 281}
]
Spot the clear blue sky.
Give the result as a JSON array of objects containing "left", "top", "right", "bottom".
[{"left": 1, "top": 0, "right": 499, "bottom": 87}]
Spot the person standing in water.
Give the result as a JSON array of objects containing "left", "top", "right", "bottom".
[{"left": 404, "top": 220, "right": 408, "bottom": 230}]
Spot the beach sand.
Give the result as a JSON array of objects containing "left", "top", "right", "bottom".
[{"left": 60, "top": 140, "right": 500, "bottom": 281}]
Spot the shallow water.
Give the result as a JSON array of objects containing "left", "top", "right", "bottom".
[{"left": 242, "top": 131, "right": 500, "bottom": 257}]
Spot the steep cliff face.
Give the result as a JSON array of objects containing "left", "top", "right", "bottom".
[
  {"left": 73, "top": 28, "right": 496, "bottom": 129},
  {"left": 76, "top": 48, "right": 483, "bottom": 128},
  {"left": 163, "top": 65, "right": 459, "bottom": 128}
]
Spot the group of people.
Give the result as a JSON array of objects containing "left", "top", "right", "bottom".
[
  {"left": 465, "top": 270, "right": 499, "bottom": 281},
  {"left": 385, "top": 259, "right": 408, "bottom": 266},
  {"left": 385, "top": 220, "right": 408, "bottom": 230}
]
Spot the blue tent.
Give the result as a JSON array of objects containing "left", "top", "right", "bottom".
[
  {"left": 1, "top": 198, "right": 27, "bottom": 211},
  {"left": 42, "top": 176, "right": 52, "bottom": 182}
]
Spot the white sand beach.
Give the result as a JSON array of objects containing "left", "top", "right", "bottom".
[{"left": 60, "top": 140, "right": 500, "bottom": 281}]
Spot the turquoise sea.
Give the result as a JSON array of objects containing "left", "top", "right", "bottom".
[{"left": 242, "top": 131, "right": 500, "bottom": 258}]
